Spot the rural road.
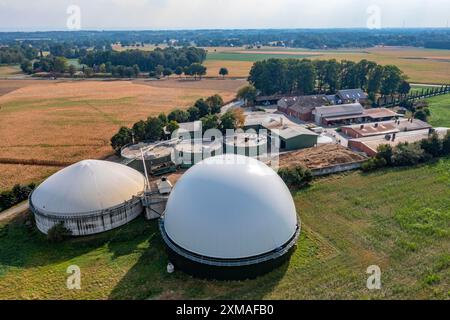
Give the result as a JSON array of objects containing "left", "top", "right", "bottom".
[
  {"left": 221, "top": 99, "right": 245, "bottom": 114},
  {"left": 0, "top": 201, "right": 29, "bottom": 222}
]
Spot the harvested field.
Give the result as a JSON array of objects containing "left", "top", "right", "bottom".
[
  {"left": 134, "top": 78, "right": 247, "bottom": 91},
  {"left": 0, "top": 164, "right": 59, "bottom": 191},
  {"left": 207, "top": 46, "right": 450, "bottom": 84},
  {"left": 279, "top": 144, "right": 367, "bottom": 169},
  {"left": 204, "top": 60, "right": 253, "bottom": 78},
  {"left": 0, "top": 79, "right": 241, "bottom": 188},
  {"left": 0, "top": 65, "right": 21, "bottom": 78},
  {"left": 0, "top": 80, "right": 43, "bottom": 97}
]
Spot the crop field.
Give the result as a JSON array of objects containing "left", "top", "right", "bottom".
[
  {"left": 0, "top": 158, "right": 449, "bottom": 299},
  {"left": 0, "top": 79, "right": 244, "bottom": 190},
  {"left": 0, "top": 65, "right": 21, "bottom": 77},
  {"left": 205, "top": 46, "right": 450, "bottom": 83}
]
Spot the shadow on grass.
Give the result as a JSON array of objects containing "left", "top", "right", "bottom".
[
  {"left": 108, "top": 239, "right": 291, "bottom": 300},
  {"left": 0, "top": 212, "right": 152, "bottom": 270}
]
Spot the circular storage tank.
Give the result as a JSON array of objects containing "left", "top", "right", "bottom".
[
  {"left": 159, "top": 154, "right": 300, "bottom": 280},
  {"left": 224, "top": 133, "right": 268, "bottom": 158},
  {"left": 121, "top": 141, "right": 174, "bottom": 173},
  {"left": 30, "top": 160, "right": 146, "bottom": 236},
  {"left": 174, "top": 138, "right": 222, "bottom": 168}
]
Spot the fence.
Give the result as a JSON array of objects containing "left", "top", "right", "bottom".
[{"left": 377, "top": 85, "right": 450, "bottom": 108}]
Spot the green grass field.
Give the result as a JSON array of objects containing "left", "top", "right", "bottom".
[
  {"left": 427, "top": 94, "right": 450, "bottom": 128},
  {"left": 206, "top": 52, "right": 319, "bottom": 62},
  {"left": 1, "top": 159, "right": 449, "bottom": 300}
]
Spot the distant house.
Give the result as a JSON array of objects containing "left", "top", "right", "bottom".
[
  {"left": 314, "top": 103, "right": 365, "bottom": 125},
  {"left": 277, "top": 95, "right": 330, "bottom": 121},
  {"left": 336, "top": 89, "right": 369, "bottom": 104},
  {"left": 313, "top": 103, "right": 398, "bottom": 126}
]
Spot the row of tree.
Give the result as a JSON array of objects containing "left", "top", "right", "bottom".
[
  {"left": 362, "top": 131, "right": 450, "bottom": 171},
  {"left": 248, "top": 58, "right": 409, "bottom": 97},
  {"left": 80, "top": 46, "right": 206, "bottom": 73},
  {"left": 111, "top": 94, "right": 228, "bottom": 153},
  {"left": 24, "top": 55, "right": 208, "bottom": 80},
  {"left": 0, "top": 183, "right": 36, "bottom": 213}
]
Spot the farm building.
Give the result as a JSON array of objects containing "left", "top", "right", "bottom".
[
  {"left": 348, "top": 129, "right": 431, "bottom": 156},
  {"left": 335, "top": 89, "right": 369, "bottom": 104},
  {"left": 255, "top": 94, "right": 290, "bottom": 106},
  {"left": 277, "top": 95, "right": 330, "bottom": 121},
  {"left": 243, "top": 112, "right": 319, "bottom": 150},
  {"left": 159, "top": 154, "right": 300, "bottom": 280},
  {"left": 342, "top": 119, "right": 432, "bottom": 139},
  {"left": 264, "top": 119, "right": 319, "bottom": 151},
  {"left": 313, "top": 104, "right": 398, "bottom": 126},
  {"left": 29, "top": 160, "right": 146, "bottom": 236}
]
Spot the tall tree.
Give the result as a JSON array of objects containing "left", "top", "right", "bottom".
[
  {"left": 219, "top": 67, "right": 229, "bottom": 78},
  {"left": 237, "top": 85, "right": 257, "bottom": 106},
  {"left": 381, "top": 65, "right": 404, "bottom": 96}
]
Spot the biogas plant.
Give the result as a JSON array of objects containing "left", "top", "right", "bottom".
[{"left": 29, "top": 128, "right": 301, "bottom": 280}]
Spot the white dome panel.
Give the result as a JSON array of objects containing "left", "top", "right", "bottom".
[
  {"left": 163, "top": 154, "right": 298, "bottom": 259},
  {"left": 31, "top": 160, "right": 146, "bottom": 215}
]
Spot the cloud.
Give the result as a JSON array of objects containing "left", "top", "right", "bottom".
[{"left": 0, "top": 0, "right": 448, "bottom": 31}]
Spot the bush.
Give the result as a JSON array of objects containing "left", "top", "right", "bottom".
[
  {"left": 376, "top": 144, "right": 393, "bottom": 165},
  {"left": 47, "top": 222, "right": 72, "bottom": 243},
  {"left": 442, "top": 131, "right": 450, "bottom": 155},
  {"left": 110, "top": 126, "right": 132, "bottom": 154},
  {"left": 414, "top": 109, "right": 428, "bottom": 121},
  {"left": 391, "top": 143, "right": 426, "bottom": 166},
  {"left": 420, "top": 133, "right": 442, "bottom": 158},
  {"left": 361, "top": 157, "right": 387, "bottom": 172},
  {"left": 278, "top": 166, "right": 313, "bottom": 189}
]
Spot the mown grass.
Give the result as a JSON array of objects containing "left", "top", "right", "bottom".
[
  {"left": 1, "top": 159, "right": 449, "bottom": 299},
  {"left": 427, "top": 94, "right": 450, "bottom": 128}
]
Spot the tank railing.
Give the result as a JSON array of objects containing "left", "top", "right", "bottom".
[
  {"left": 29, "top": 191, "right": 145, "bottom": 219},
  {"left": 159, "top": 218, "right": 301, "bottom": 267},
  {"left": 120, "top": 137, "right": 182, "bottom": 160}
]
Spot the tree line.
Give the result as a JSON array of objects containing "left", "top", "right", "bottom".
[
  {"left": 111, "top": 94, "right": 244, "bottom": 154},
  {"left": 80, "top": 46, "right": 206, "bottom": 73},
  {"left": 2, "top": 29, "right": 450, "bottom": 50},
  {"left": 0, "top": 45, "right": 38, "bottom": 64},
  {"left": 248, "top": 58, "right": 409, "bottom": 99}
]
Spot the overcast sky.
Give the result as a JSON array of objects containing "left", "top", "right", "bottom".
[{"left": 0, "top": 0, "right": 449, "bottom": 31}]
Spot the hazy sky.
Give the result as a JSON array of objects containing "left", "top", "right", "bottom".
[{"left": 0, "top": 0, "right": 449, "bottom": 31}]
